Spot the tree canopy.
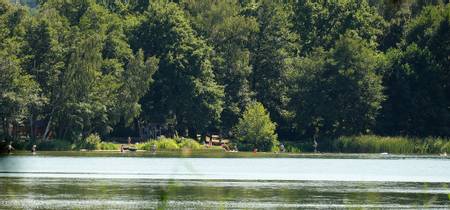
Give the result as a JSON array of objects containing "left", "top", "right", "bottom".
[{"left": 1, "top": 0, "right": 449, "bottom": 146}]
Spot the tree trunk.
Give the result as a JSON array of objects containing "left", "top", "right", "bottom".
[
  {"left": 137, "top": 119, "right": 143, "bottom": 141},
  {"left": 1, "top": 117, "right": 6, "bottom": 138},
  {"left": 42, "top": 109, "right": 55, "bottom": 141},
  {"left": 29, "top": 111, "right": 35, "bottom": 142}
]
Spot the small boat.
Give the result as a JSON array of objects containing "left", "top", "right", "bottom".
[{"left": 127, "top": 147, "right": 137, "bottom": 152}]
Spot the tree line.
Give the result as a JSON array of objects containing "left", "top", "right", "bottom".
[{"left": 1, "top": 0, "right": 449, "bottom": 144}]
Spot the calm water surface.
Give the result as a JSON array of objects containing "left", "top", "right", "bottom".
[{"left": 0, "top": 153, "right": 449, "bottom": 209}]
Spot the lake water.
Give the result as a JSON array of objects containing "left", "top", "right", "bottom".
[{"left": 0, "top": 153, "right": 449, "bottom": 209}]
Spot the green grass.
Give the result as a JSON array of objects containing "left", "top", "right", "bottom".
[{"left": 5, "top": 135, "right": 449, "bottom": 155}]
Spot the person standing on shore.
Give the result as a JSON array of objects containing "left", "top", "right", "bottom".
[
  {"left": 280, "top": 143, "right": 285, "bottom": 153},
  {"left": 151, "top": 144, "right": 157, "bottom": 154},
  {"left": 128, "top": 137, "right": 132, "bottom": 145},
  {"left": 313, "top": 139, "right": 318, "bottom": 153},
  {"left": 7, "top": 142, "right": 14, "bottom": 154},
  {"left": 31, "top": 145, "right": 37, "bottom": 154}
]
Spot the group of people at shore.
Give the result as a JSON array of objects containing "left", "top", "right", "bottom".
[{"left": 1, "top": 140, "right": 37, "bottom": 154}]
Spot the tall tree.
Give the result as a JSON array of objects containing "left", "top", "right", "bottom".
[
  {"left": 0, "top": 0, "right": 43, "bottom": 140},
  {"left": 291, "top": 34, "right": 385, "bottom": 138},
  {"left": 0, "top": 51, "right": 42, "bottom": 140},
  {"left": 248, "top": 0, "right": 298, "bottom": 139},
  {"left": 377, "top": 4, "right": 450, "bottom": 136},
  {"left": 293, "top": 0, "right": 385, "bottom": 54},
  {"left": 132, "top": 1, "right": 224, "bottom": 137},
  {"left": 182, "top": 0, "right": 258, "bottom": 134},
  {"left": 23, "top": 0, "right": 158, "bottom": 140}
]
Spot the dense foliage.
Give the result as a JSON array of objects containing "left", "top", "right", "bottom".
[{"left": 1, "top": 0, "right": 449, "bottom": 150}]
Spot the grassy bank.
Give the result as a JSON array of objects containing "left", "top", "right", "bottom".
[
  {"left": 5, "top": 135, "right": 449, "bottom": 155},
  {"left": 331, "top": 135, "right": 450, "bottom": 154}
]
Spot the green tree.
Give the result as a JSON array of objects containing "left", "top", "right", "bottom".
[
  {"left": 291, "top": 34, "right": 385, "bottom": 138},
  {"left": 21, "top": 0, "right": 158, "bottom": 140},
  {"left": 0, "top": 51, "right": 42, "bottom": 140},
  {"left": 117, "top": 50, "right": 159, "bottom": 125},
  {"left": 293, "top": 0, "right": 385, "bottom": 54},
  {"left": 248, "top": 0, "right": 298, "bottom": 139},
  {"left": 377, "top": 4, "right": 450, "bottom": 136},
  {"left": 0, "top": 0, "right": 44, "bottom": 140},
  {"left": 132, "top": 1, "right": 224, "bottom": 137},
  {"left": 182, "top": 0, "right": 258, "bottom": 134},
  {"left": 234, "top": 101, "right": 278, "bottom": 151}
]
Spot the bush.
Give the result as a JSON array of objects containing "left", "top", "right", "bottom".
[
  {"left": 96, "top": 142, "right": 119, "bottom": 150},
  {"left": 38, "top": 139, "right": 74, "bottom": 151},
  {"left": 156, "top": 138, "right": 179, "bottom": 150},
  {"left": 136, "top": 141, "right": 153, "bottom": 151},
  {"left": 283, "top": 142, "right": 305, "bottom": 153},
  {"left": 78, "top": 134, "right": 101, "bottom": 150},
  {"left": 234, "top": 102, "right": 279, "bottom": 152},
  {"left": 138, "top": 138, "right": 205, "bottom": 151},
  {"left": 179, "top": 139, "right": 202, "bottom": 150},
  {"left": 10, "top": 140, "right": 29, "bottom": 150},
  {"left": 139, "top": 138, "right": 180, "bottom": 150}
]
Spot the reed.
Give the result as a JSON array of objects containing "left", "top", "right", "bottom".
[{"left": 332, "top": 135, "right": 449, "bottom": 154}]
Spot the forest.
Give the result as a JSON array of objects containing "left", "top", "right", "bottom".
[{"left": 1, "top": 0, "right": 449, "bottom": 150}]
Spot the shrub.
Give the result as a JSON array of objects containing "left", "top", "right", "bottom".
[
  {"left": 139, "top": 138, "right": 180, "bottom": 150},
  {"left": 79, "top": 134, "right": 101, "bottom": 150},
  {"left": 157, "top": 138, "right": 179, "bottom": 150},
  {"left": 157, "top": 138, "right": 180, "bottom": 150},
  {"left": 11, "top": 140, "right": 29, "bottom": 150},
  {"left": 179, "top": 139, "right": 202, "bottom": 150},
  {"left": 96, "top": 142, "right": 119, "bottom": 150},
  {"left": 283, "top": 142, "right": 305, "bottom": 153},
  {"left": 138, "top": 138, "right": 204, "bottom": 151},
  {"left": 136, "top": 141, "right": 154, "bottom": 151},
  {"left": 234, "top": 102, "right": 279, "bottom": 152},
  {"left": 38, "top": 139, "right": 74, "bottom": 151}
]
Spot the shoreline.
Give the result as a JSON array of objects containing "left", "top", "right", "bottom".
[{"left": 2, "top": 150, "right": 449, "bottom": 159}]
